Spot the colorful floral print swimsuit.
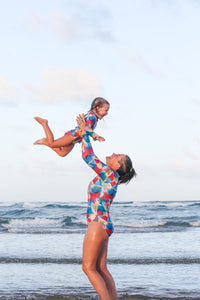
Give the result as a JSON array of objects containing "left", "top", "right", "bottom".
[
  {"left": 65, "top": 110, "right": 99, "bottom": 143},
  {"left": 82, "top": 134, "right": 119, "bottom": 236}
]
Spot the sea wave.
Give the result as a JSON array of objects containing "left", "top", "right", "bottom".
[
  {"left": 0, "top": 257, "right": 199, "bottom": 264},
  {"left": 22, "top": 202, "right": 46, "bottom": 209},
  {"left": 162, "top": 221, "right": 192, "bottom": 227},
  {"left": 0, "top": 217, "right": 87, "bottom": 233},
  {"left": 1, "top": 218, "right": 62, "bottom": 233},
  {"left": 114, "top": 220, "right": 196, "bottom": 228},
  {"left": 1, "top": 200, "right": 200, "bottom": 234},
  {"left": 133, "top": 200, "right": 200, "bottom": 208},
  {"left": 1, "top": 200, "right": 200, "bottom": 211},
  {"left": 0, "top": 218, "right": 9, "bottom": 225},
  {"left": 189, "top": 202, "right": 200, "bottom": 207},
  {"left": 0, "top": 294, "right": 199, "bottom": 300},
  {"left": 43, "top": 203, "right": 87, "bottom": 209},
  {"left": 0, "top": 202, "right": 15, "bottom": 207},
  {"left": 191, "top": 220, "right": 200, "bottom": 227},
  {"left": 114, "top": 220, "right": 165, "bottom": 228},
  {"left": 0, "top": 290, "right": 199, "bottom": 300},
  {"left": 0, "top": 217, "right": 199, "bottom": 234}
]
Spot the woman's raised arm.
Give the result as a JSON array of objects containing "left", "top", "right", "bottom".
[{"left": 76, "top": 114, "right": 109, "bottom": 180}]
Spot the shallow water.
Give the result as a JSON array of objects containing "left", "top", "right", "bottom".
[{"left": 0, "top": 263, "right": 200, "bottom": 299}]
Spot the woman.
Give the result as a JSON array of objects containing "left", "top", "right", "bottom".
[{"left": 76, "top": 114, "right": 136, "bottom": 300}]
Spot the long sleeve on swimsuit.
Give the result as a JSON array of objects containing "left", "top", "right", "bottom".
[
  {"left": 82, "top": 134, "right": 118, "bottom": 183},
  {"left": 82, "top": 133, "right": 119, "bottom": 237}
]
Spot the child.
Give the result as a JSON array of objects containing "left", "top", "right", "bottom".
[{"left": 33, "top": 97, "right": 110, "bottom": 157}]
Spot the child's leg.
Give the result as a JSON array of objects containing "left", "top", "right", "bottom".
[
  {"left": 51, "top": 145, "right": 74, "bottom": 157},
  {"left": 34, "top": 117, "right": 74, "bottom": 147},
  {"left": 33, "top": 137, "right": 74, "bottom": 157},
  {"left": 34, "top": 117, "right": 54, "bottom": 144}
]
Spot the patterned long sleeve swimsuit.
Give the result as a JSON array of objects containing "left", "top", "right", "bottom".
[
  {"left": 82, "top": 134, "right": 119, "bottom": 236},
  {"left": 65, "top": 110, "right": 99, "bottom": 143}
]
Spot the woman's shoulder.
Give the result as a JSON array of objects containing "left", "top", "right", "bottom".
[{"left": 102, "top": 166, "right": 119, "bottom": 183}]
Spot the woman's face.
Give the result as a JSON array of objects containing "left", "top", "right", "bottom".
[
  {"left": 96, "top": 104, "right": 109, "bottom": 119},
  {"left": 106, "top": 153, "right": 126, "bottom": 171}
]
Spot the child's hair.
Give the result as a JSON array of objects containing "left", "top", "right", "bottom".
[
  {"left": 117, "top": 155, "right": 137, "bottom": 184},
  {"left": 90, "top": 97, "right": 110, "bottom": 111}
]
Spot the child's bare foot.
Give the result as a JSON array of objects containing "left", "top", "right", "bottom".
[
  {"left": 33, "top": 138, "right": 48, "bottom": 145},
  {"left": 34, "top": 117, "right": 48, "bottom": 126}
]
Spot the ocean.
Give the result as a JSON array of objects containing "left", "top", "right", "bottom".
[{"left": 0, "top": 200, "right": 200, "bottom": 300}]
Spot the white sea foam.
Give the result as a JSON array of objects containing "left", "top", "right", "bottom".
[
  {"left": 160, "top": 202, "right": 195, "bottom": 207},
  {"left": 0, "top": 202, "right": 16, "bottom": 207},
  {"left": 113, "top": 201, "right": 198, "bottom": 208},
  {"left": 191, "top": 221, "right": 200, "bottom": 227},
  {"left": 22, "top": 202, "right": 46, "bottom": 209},
  {"left": 114, "top": 220, "right": 165, "bottom": 228},
  {"left": 2, "top": 218, "right": 63, "bottom": 233},
  {"left": 133, "top": 201, "right": 199, "bottom": 208}
]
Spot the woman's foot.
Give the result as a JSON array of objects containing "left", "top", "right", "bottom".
[
  {"left": 33, "top": 138, "right": 48, "bottom": 145},
  {"left": 34, "top": 117, "right": 48, "bottom": 126}
]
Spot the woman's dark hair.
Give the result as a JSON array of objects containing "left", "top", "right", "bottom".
[
  {"left": 90, "top": 97, "right": 110, "bottom": 111},
  {"left": 117, "top": 155, "right": 137, "bottom": 184}
]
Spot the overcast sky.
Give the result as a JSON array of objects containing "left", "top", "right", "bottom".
[{"left": 1, "top": 0, "right": 200, "bottom": 203}]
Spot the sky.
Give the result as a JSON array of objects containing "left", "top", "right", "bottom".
[{"left": 1, "top": 0, "right": 200, "bottom": 203}]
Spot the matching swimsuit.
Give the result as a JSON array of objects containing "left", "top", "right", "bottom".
[
  {"left": 65, "top": 110, "right": 99, "bottom": 144},
  {"left": 82, "top": 134, "right": 119, "bottom": 236}
]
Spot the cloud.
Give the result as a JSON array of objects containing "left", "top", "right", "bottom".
[
  {"left": 136, "top": 152, "right": 200, "bottom": 180},
  {"left": 72, "top": 2, "right": 114, "bottom": 42},
  {"left": 192, "top": 98, "right": 200, "bottom": 106},
  {"left": 49, "top": 12, "right": 81, "bottom": 42},
  {"left": 182, "top": 136, "right": 200, "bottom": 161},
  {"left": 182, "top": 147, "right": 200, "bottom": 161},
  {"left": 193, "top": 136, "right": 200, "bottom": 145},
  {"left": 21, "top": 11, "right": 79, "bottom": 43},
  {"left": 0, "top": 75, "right": 18, "bottom": 106},
  {"left": 166, "top": 156, "right": 200, "bottom": 179},
  {"left": 117, "top": 48, "right": 166, "bottom": 78},
  {"left": 20, "top": 9, "right": 114, "bottom": 43},
  {"left": 20, "top": 155, "right": 87, "bottom": 177},
  {"left": 20, "top": 12, "right": 46, "bottom": 31},
  {"left": 164, "top": 134, "right": 200, "bottom": 178},
  {"left": 24, "top": 67, "right": 103, "bottom": 104}
]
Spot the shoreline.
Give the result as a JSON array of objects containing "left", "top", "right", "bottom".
[{"left": 1, "top": 293, "right": 200, "bottom": 300}]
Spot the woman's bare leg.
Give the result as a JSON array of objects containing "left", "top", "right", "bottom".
[
  {"left": 97, "top": 240, "right": 118, "bottom": 300},
  {"left": 34, "top": 117, "right": 74, "bottom": 147},
  {"left": 82, "top": 222, "right": 110, "bottom": 300}
]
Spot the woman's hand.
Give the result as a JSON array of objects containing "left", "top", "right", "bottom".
[{"left": 76, "top": 114, "right": 86, "bottom": 134}]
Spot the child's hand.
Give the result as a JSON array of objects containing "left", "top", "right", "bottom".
[
  {"left": 97, "top": 136, "right": 105, "bottom": 142},
  {"left": 76, "top": 114, "right": 86, "bottom": 132}
]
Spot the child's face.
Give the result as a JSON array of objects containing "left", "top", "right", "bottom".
[{"left": 96, "top": 104, "right": 109, "bottom": 119}]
